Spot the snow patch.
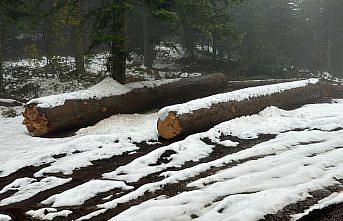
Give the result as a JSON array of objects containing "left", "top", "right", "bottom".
[
  {"left": 0, "top": 214, "right": 11, "bottom": 221},
  {"left": 0, "top": 112, "right": 157, "bottom": 178},
  {"left": 103, "top": 135, "right": 214, "bottom": 183},
  {"left": 291, "top": 192, "right": 343, "bottom": 220},
  {"left": 111, "top": 130, "right": 343, "bottom": 221},
  {"left": 42, "top": 180, "right": 133, "bottom": 207},
  {"left": 26, "top": 208, "right": 72, "bottom": 220},
  {"left": 0, "top": 177, "right": 71, "bottom": 206}
]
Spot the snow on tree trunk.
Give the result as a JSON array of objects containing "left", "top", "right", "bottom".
[
  {"left": 23, "top": 74, "right": 227, "bottom": 137},
  {"left": 157, "top": 79, "right": 330, "bottom": 139}
]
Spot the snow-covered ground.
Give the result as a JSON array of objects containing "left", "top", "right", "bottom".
[
  {"left": 1, "top": 99, "right": 343, "bottom": 220},
  {"left": 0, "top": 112, "right": 158, "bottom": 178}
]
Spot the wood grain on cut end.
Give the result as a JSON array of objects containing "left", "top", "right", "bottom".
[
  {"left": 22, "top": 105, "right": 49, "bottom": 136},
  {"left": 157, "top": 112, "right": 182, "bottom": 139}
]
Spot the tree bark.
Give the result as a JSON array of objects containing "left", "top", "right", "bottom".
[
  {"left": 23, "top": 74, "right": 227, "bottom": 137},
  {"left": 0, "top": 19, "right": 4, "bottom": 92},
  {"left": 110, "top": 1, "right": 127, "bottom": 84},
  {"left": 74, "top": 34, "right": 85, "bottom": 77},
  {"left": 212, "top": 34, "right": 218, "bottom": 63},
  {"left": 326, "top": 1, "right": 335, "bottom": 73},
  {"left": 183, "top": 26, "right": 195, "bottom": 59},
  {"left": 143, "top": 3, "right": 153, "bottom": 69},
  {"left": 158, "top": 81, "right": 330, "bottom": 139},
  {"left": 73, "top": 1, "right": 85, "bottom": 77},
  {"left": 80, "top": 0, "right": 89, "bottom": 50}
]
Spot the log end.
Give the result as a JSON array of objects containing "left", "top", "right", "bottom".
[
  {"left": 157, "top": 112, "right": 182, "bottom": 139},
  {"left": 22, "top": 105, "right": 49, "bottom": 137}
]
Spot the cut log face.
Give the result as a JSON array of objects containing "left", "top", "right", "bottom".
[
  {"left": 157, "top": 112, "right": 182, "bottom": 139},
  {"left": 23, "top": 74, "right": 227, "bottom": 137},
  {"left": 157, "top": 80, "right": 331, "bottom": 139},
  {"left": 23, "top": 105, "right": 49, "bottom": 136}
]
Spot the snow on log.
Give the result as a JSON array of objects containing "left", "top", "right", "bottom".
[
  {"left": 23, "top": 74, "right": 227, "bottom": 136},
  {"left": 226, "top": 79, "right": 299, "bottom": 91},
  {"left": 157, "top": 79, "right": 329, "bottom": 139},
  {"left": 0, "top": 98, "right": 23, "bottom": 107}
]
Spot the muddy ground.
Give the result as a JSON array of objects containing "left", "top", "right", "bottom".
[{"left": 0, "top": 130, "right": 342, "bottom": 221}]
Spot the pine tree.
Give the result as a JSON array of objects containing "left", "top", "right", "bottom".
[{"left": 0, "top": 0, "right": 38, "bottom": 91}]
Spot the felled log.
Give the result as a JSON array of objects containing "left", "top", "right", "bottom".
[
  {"left": 226, "top": 78, "right": 299, "bottom": 91},
  {"left": 327, "top": 84, "right": 343, "bottom": 98},
  {"left": 23, "top": 74, "right": 227, "bottom": 137},
  {"left": 157, "top": 79, "right": 329, "bottom": 139},
  {"left": 0, "top": 98, "right": 23, "bottom": 107}
]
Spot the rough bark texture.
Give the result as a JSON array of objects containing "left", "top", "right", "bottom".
[
  {"left": 23, "top": 74, "right": 227, "bottom": 137},
  {"left": 158, "top": 82, "right": 333, "bottom": 139},
  {"left": 143, "top": 3, "right": 153, "bottom": 69},
  {"left": 0, "top": 19, "right": 3, "bottom": 91},
  {"left": 327, "top": 84, "right": 343, "bottom": 98},
  {"left": 73, "top": 2, "right": 85, "bottom": 77},
  {"left": 111, "top": 1, "right": 127, "bottom": 84}
]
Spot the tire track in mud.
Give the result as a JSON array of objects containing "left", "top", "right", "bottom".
[
  {"left": 1, "top": 127, "right": 341, "bottom": 221},
  {"left": 299, "top": 202, "right": 343, "bottom": 221},
  {"left": 262, "top": 181, "right": 343, "bottom": 221},
  {"left": 0, "top": 133, "right": 274, "bottom": 220},
  {"left": 82, "top": 130, "right": 343, "bottom": 221},
  {"left": 74, "top": 134, "right": 277, "bottom": 220},
  {"left": 0, "top": 141, "right": 171, "bottom": 220}
]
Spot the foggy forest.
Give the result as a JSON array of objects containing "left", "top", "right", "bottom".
[{"left": 0, "top": 1, "right": 343, "bottom": 221}]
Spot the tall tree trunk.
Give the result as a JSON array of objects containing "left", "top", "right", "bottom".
[
  {"left": 43, "top": 0, "right": 55, "bottom": 65},
  {"left": 74, "top": 30, "right": 85, "bottom": 77},
  {"left": 183, "top": 26, "right": 194, "bottom": 60},
  {"left": 326, "top": 2, "right": 334, "bottom": 73},
  {"left": 73, "top": 1, "right": 85, "bottom": 77},
  {"left": 212, "top": 36, "right": 217, "bottom": 63},
  {"left": 0, "top": 20, "right": 4, "bottom": 91},
  {"left": 143, "top": 3, "right": 153, "bottom": 69},
  {"left": 80, "top": 0, "right": 89, "bottom": 50},
  {"left": 110, "top": 1, "right": 127, "bottom": 84}
]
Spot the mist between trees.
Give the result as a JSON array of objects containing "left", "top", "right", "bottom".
[{"left": 0, "top": 0, "right": 342, "bottom": 89}]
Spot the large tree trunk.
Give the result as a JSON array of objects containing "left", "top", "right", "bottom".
[
  {"left": 43, "top": 0, "right": 56, "bottom": 65},
  {"left": 80, "top": 0, "right": 89, "bottom": 50},
  {"left": 0, "top": 19, "right": 4, "bottom": 92},
  {"left": 157, "top": 80, "right": 330, "bottom": 139},
  {"left": 110, "top": 1, "right": 127, "bottom": 84},
  {"left": 74, "top": 35, "right": 85, "bottom": 77},
  {"left": 326, "top": 1, "right": 335, "bottom": 73},
  {"left": 183, "top": 27, "right": 195, "bottom": 59},
  {"left": 23, "top": 74, "right": 227, "bottom": 137},
  {"left": 143, "top": 3, "right": 153, "bottom": 69},
  {"left": 73, "top": 1, "right": 85, "bottom": 77}
]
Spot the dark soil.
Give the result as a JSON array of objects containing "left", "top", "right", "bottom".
[
  {"left": 299, "top": 202, "right": 343, "bottom": 221},
  {"left": 1, "top": 128, "right": 342, "bottom": 221}
]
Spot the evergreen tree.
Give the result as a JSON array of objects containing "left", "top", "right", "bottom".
[{"left": 0, "top": 0, "right": 39, "bottom": 91}]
